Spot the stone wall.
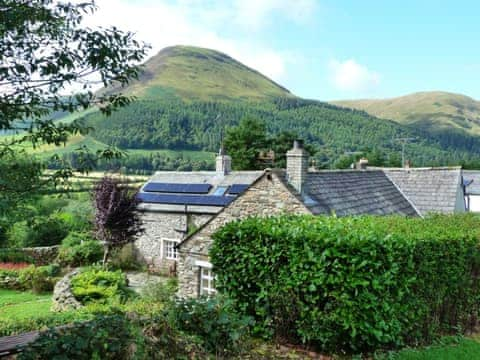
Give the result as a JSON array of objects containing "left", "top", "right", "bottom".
[
  {"left": 177, "top": 172, "right": 311, "bottom": 298},
  {"left": 134, "top": 211, "right": 212, "bottom": 275},
  {"left": 52, "top": 270, "right": 83, "bottom": 312},
  {"left": 21, "top": 245, "right": 59, "bottom": 265}
]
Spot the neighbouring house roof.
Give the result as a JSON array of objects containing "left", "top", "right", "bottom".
[
  {"left": 302, "top": 170, "right": 419, "bottom": 216},
  {"left": 137, "top": 171, "right": 264, "bottom": 214},
  {"left": 382, "top": 167, "right": 462, "bottom": 215},
  {"left": 463, "top": 170, "right": 480, "bottom": 195}
]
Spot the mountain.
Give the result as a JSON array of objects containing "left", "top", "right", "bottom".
[
  {"left": 332, "top": 91, "right": 480, "bottom": 136},
  {"left": 35, "top": 46, "right": 480, "bottom": 171},
  {"left": 106, "top": 45, "right": 292, "bottom": 101}
]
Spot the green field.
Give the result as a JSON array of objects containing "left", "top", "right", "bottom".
[
  {"left": 0, "top": 289, "right": 51, "bottom": 321},
  {"left": 383, "top": 337, "right": 480, "bottom": 360}
]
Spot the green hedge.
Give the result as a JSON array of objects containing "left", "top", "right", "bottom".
[{"left": 210, "top": 214, "right": 480, "bottom": 353}]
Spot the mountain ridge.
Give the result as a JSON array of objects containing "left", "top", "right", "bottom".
[{"left": 332, "top": 91, "right": 480, "bottom": 136}]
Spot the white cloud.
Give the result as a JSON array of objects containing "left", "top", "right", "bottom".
[
  {"left": 231, "top": 0, "right": 317, "bottom": 30},
  {"left": 77, "top": 0, "right": 311, "bottom": 82},
  {"left": 329, "top": 59, "right": 380, "bottom": 92}
]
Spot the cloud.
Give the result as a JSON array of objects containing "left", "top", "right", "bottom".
[
  {"left": 329, "top": 59, "right": 380, "bottom": 92},
  {"left": 77, "top": 0, "right": 311, "bottom": 82},
  {"left": 231, "top": 0, "right": 317, "bottom": 30}
]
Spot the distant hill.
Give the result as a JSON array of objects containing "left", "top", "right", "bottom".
[
  {"left": 10, "top": 46, "right": 480, "bottom": 171},
  {"left": 332, "top": 91, "right": 480, "bottom": 136},
  {"left": 106, "top": 45, "right": 292, "bottom": 101}
]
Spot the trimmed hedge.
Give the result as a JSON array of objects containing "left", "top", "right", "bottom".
[{"left": 210, "top": 214, "right": 480, "bottom": 353}]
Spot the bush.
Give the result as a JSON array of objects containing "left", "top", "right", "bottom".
[
  {"left": 18, "top": 264, "right": 61, "bottom": 293},
  {"left": 57, "top": 232, "right": 103, "bottom": 267},
  {"left": 71, "top": 267, "right": 133, "bottom": 304},
  {"left": 141, "top": 278, "right": 178, "bottom": 303},
  {"left": 18, "top": 315, "right": 138, "bottom": 360},
  {"left": 169, "top": 296, "right": 253, "bottom": 357},
  {"left": 0, "top": 248, "right": 34, "bottom": 263},
  {"left": 7, "top": 216, "right": 69, "bottom": 248},
  {"left": 210, "top": 214, "right": 480, "bottom": 353}
]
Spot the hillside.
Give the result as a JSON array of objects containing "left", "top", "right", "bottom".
[
  {"left": 106, "top": 45, "right": 292, "bottom": 101},
  {"left": 332, "top": 91, "right": 480, "bottom": 136},
  {"left": 10, "top": 46, "right": 480, "bottom": 171}
]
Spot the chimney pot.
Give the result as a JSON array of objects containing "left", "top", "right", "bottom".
[{"left": 293, "top": 139, "right": 304, "bottom": 149}]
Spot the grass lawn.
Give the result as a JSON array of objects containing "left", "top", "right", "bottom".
[
  {"left": 380, "top": 337, "right": 480, "bottom": 360},
  {"left": 0, "top": 289, "right": 52, "bottom": 321}
]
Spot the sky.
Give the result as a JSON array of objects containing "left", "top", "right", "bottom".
[{"left": 84, "top": 0, "right": 480, "bottom": 101}]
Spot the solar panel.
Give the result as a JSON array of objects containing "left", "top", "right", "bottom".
[
  {"left": 143, "top": 183, "right": 212, "bottom": 194},
  {"left": 228, "top": 184, "right": 249, "bottom": 195},
  {"left": 137, "top": 193, "right": 235, "bottom": 206}
]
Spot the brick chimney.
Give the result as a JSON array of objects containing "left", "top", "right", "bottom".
[
  {"left": 216, "top": 146, "right": 231, "bottom": 175},
  {"left": 286, "top": 140, "right": 309, "bottom": 193}
]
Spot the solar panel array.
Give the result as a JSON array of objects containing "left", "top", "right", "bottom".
[
  {"left": 228, "top": 184, "right": 249, "bottom": 195},
  {"left": 144, "top": 183, "right": 212, "bottom": 194},
  {"left": 137, "top": 193, "right": 235, "bottom": 206}
]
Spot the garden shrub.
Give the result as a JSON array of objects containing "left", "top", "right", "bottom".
[
  {"left": 0, "top": 248, "right": 34, "bottom": 264},
  {"left": 169, "top": 296, "right": 253, "bottom": 357},
  {"left": 18, "top": 264, "right": 61, "bottom": 293},
  {"left": 7, "top": 216, "right": 69, "bottom": 247},
  {"left": 57, "top": 232, "right": 103, "bottom": 266},
  {"left": 18, "top": 315, "right": 138, "bottom": 360},
  {"left": 141, "top": 277, "right": 178, "bottom": 303},
  {"left": 210, "top": 214, "right": 480, "bottom": 353},
  {"left": 71, "top": 267, "right": 133, "bottom": 304}
]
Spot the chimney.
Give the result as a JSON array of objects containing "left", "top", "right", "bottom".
[
  {"left": 356, "top": 158, "right": 369, "bottom": 170},
  {"left": 286, "top": 140, "right": 309, "bottom": 193},
  {"left": 216, "top": 146, "right": 231, "bottom": 175},
  {"left": 404, "top": 159, "right": 411, "bottom": 169}
]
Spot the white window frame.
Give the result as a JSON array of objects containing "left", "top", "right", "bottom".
[
  {"left": 196, "top": 260, "right": 216, "bottom": 296},
  {"left": 162, "top": 238, "right": 179, "bottom": 260}
]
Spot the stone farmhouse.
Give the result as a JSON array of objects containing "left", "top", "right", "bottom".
[{"left": 135, "top": 141, "right": 466, "bottom": 297}]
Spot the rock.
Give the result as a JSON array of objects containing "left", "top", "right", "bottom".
[{"left": 51, "top": 269, "right": 83, "bottom": 312}]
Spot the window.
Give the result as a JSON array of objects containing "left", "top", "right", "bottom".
[
  {"left": 163, "top": 239, "right": 179, "bottom": 260},
  {"left": 199, "top": 267, "right": 216, "bottom": 296},
  {"left": 212, "top": 186, "right": 229, "bottom": 196}
]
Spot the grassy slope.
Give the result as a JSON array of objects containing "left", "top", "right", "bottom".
[
  {"left": 0, "top": 289, "right": 51, "bottom": 321},
  {"left": 107, "top": 45, "right": 293, "bottom": 101},
  {"left": 332, "top": 91, "right": 480, "bottom": 135}
]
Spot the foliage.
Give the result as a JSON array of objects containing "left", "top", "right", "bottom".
[
  {"left": 71, "top": 267, "right": 133, "bottom": 304},
  {"left": 224, "top": 117, "right": 269, "bottom": 170},
  {"left": 7, "top": 215, "right": 69, "bottom": 247},
  {"left": 0, "top": 154, "right": 44, "bottom": 219},
  {"left": 57, "top": 232, "right": 103, "bottom": 267},
  {"left": 18, "top": 264, "right": 60, "bottom": 293},
  {"left": 140, "top": 278, "right": 178, "bottom": 304},
  {"left": 0, "top": 248, "right": 34, "bottom": 264},
  {"left": 0, "top": 0, "right": 148, "bottom": 171},
  {"left": 19, "top": 315, "right": 138, "bottom": 360},
  {"left": 210, "top": 214, "right": 480, "bottom": 353},
  {"left": 169, "top": 296, "right": 254, "bottom": 357},
  {"left": 93, "top": 176, "right": 143, "bottom": 265},
  {"left": 81, "top": 96, "right": 480, "bottom": 170}
]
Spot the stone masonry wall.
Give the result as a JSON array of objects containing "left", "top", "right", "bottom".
[
  {"left": 134, "top": 212, "right": 213, "bottom": 275},
  {"left": 21, "top": 246, "right": 59, "bottom": 265},
  {"left": 177, "top": 172, "right": 311, "bottom": 298}
]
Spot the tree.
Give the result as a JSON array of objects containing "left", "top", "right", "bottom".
[
  {"left": 93, "top": 177, "right": 142, "bottom": 266},
  {"left": 224, "top": 117, "right": 268, "bottom": 170},
  {"left": 0, "top": 0, "right": 149, "bottom": 171},
  {"left": 269, "top": 130, "right": 317, "bottom": 168}
]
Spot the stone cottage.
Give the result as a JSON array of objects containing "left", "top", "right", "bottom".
[{"left": 136, "top": 141, "right": 466, "bottom": 296}]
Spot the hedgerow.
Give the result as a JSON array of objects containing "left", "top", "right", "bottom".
[{"left": 210, "top": 214, "right": 480, "bottom": 353}]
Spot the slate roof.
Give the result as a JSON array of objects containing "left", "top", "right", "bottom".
[
  {"left": 303, "top": 170, "right": 419, "bottom": 216},
  {"left": 383, "top": 167, "right": 462, "bottom": 215},
  {"left": 463, "top": 170, "right": 480, "bottom": 195}
]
